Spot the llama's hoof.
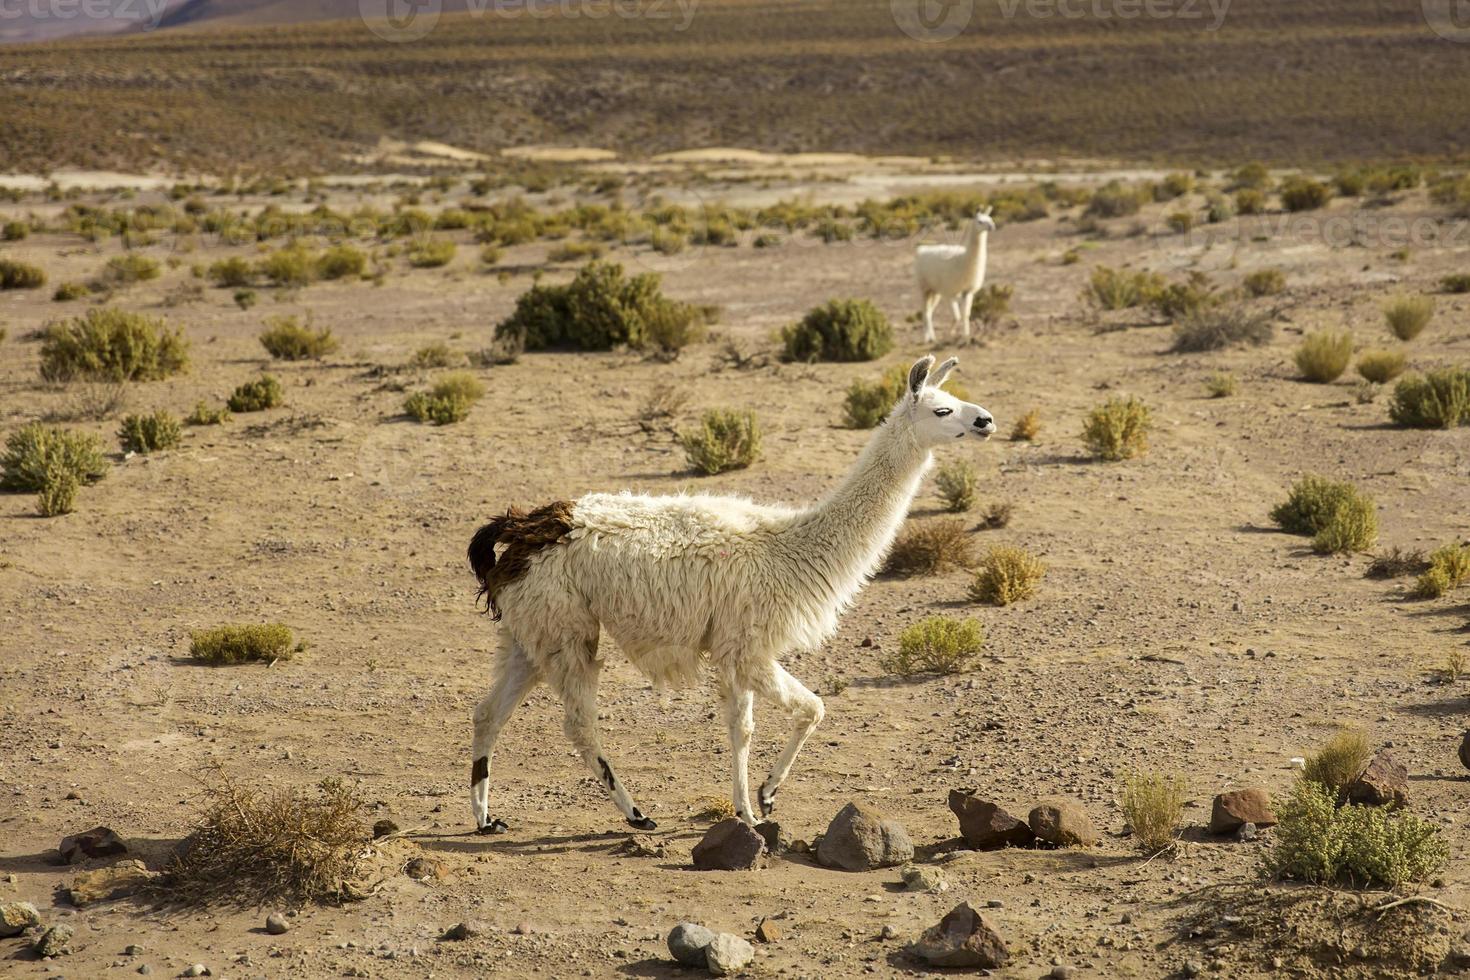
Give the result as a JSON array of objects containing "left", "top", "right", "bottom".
[
  {"left": 626, "top": 816, "right": 658, "bottom": 831},
  {"left": 476, "top": 818, "right": 509, "bottom": 836},
  {"left": 758, "top": 786, "right": 777, "bottom": 819}
]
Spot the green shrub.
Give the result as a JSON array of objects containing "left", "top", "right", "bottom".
[
  {"left": 548, "top": 241, "right": 605, "bottom": 263},
  {"left": 1415, "top": 543, "right": 1470, "bottom": 599},
  {"left": 1271, "top": 475, "right": 1377, "bottom": 553},
  {"left": 968, "top": 545, "right": 1046, "bottom": 606},
  {"left": 234, "top": 289, "right": 258, "bottom": 311},
  {"left": 228, "top": 375, "right": 284, "bottom": 412},
  {"left": 1355, "top": 349, "right": 1406, "bottom": 384},
  {"left": 37, "top": 465, "right": 79, "bottom": 517},
  {"left": 1410, "top": 566, "right": 1452, "bottom": 599},
  {"left": 1204, "top": 193, "right": 1235, "bottom": 224},
  {"left": 186, "top": 401, "right": 230, "bottom": 426},
  {"left": 117, "top": 410, "right": 183, "bottom": 453},
  {"left": 1234, "top": 189, "right": 1267, "bottom": 215},
  {"left": 680, "top": 409, "right": 761, "bottom": 475},
  {"left": 259, "top": 316, "right": 338, "bottom": 360},
  {"left": 52, "top": 281, "right": 89, "bottom": 302},
  {"left": 101, "top": 253, "right": 161, "bottom": 286},
  {"left": 0, "top": 257, "right": 46, "bottom": 290},
  {"left": 1082, "top": 397, "right": 1152, "bottom": 461},
  {"left": 190, "top": 624, "right": 296, "bottom": 664},
  {"left": 1205, "top": 372, "right": 1237, "bottom": 398},
  {"left": 1267, "top": 779, "right": 1446, "bottom": 888},
  {"left": 1084, "top": 181, "right": 1146, "bottom": 218},
  {"left": 1120, "top": 773, "right": 1186, "bottom": 853},
  {"left": 1148, "top": 273, "right": 1217, "bottom": 321},
  {"left": 1441, "top": 273, "right": 1470, "bottom": 294},
  {"left": 970, "top": 283, "right": 1013, "bottom": 327},
  {"left": 644, "top": 301, "right": 709, "bottom": 360},
  {"left": 404, "top": 371, "right": 485, "bottom": 425},
  {"left": 1244, "top": 269, "right": 1286, "bottom": 297},
  {"left": 1280, "top": 176, "right": 1332, "bottom": 212},
  {"left": 479, "top": 245, "right": 503, "bottom": 267},
  {"left": 781, "top": 299, "right": 894, "bottom": 363},
  {"left": 1230, "top": 163, "right": 1271, "bottom": 190},
  {"left": 885, "top": 518, "right": 976, "bottom": 576},
  {"left": 208, "top": 256, "right": 256, "bottom": 287},
  {"left": 260, "top": 247, "right": 315, "bottom": 287},
  {"left": 650, "top": 227, "right": 687, "bottom": 254},
  {"left": 407, "top": 239, "right": 457, "bottom": 269},
  {"left": 1, "top": 423, "right": 108, "bottom": 492},
  {"left": 1383, "top": 294, "right": 1433, "bottom": 341},
  {"left": 1155, "top": 172, "right": 1194, "bottom": 199},
  {"left": 882, "top": 616, "right": 984, "bottom": 676},
  {"left": 40, "top": 308, "right": 189, "bottom": 382},
  {"left": 315, "top": 245, "right": 367, "bottom": 281},
  {"left": 934, "top": 460, "right": 978, "bottom": 513},
  {"left": 1086, "top": 266, "right": 1162, "bottom": 310},
  {"left": 1311, "top": 494, "right": 1378, "bottom": 554},
  {"left": 1165, "top": 211, "right": 1195, "bottom": 234},
  {"left": 2, "top": 220, "right": 29, "bottom": 241},
  {"left": 1387, "top": 368, "right": 1470, "bottom": 428},
  {"left": 1294, "top": 331, "right": 1354, "bottom": 383},
  {"left": 496, "top": 261, "right": 694, "bottom": 353}
]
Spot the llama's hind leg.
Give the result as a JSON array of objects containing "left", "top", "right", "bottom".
[
  {"left": 720, "top": 681, "right": 757, "bottom": 825},
  {"left": 470, "top": 643, "right": 540, "bottom": 834},
  {"left": 552, "top": 649, "right": 656, "bottom": 830},
  {"left": 752, "top": 662, "right": 824, "bottom": 819},
  {"left": 959, "top": 290, "right": 976, "bottom": 342},
  {"left": 921, "top": 291, "right": 941, "bottom": 345}
]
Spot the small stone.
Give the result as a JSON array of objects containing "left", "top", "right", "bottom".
[
  {"left": 1027, "top": 802, "right": 1098, "bottom": 847},
  {"left": 125, "top": 944, "right": 145, "bottom": 956},
  {"left": 69, "top": 861, "right": 157, "bottom": 906},
  {"left": 58, "top": 826, "right": 128, "bottom": 864},
  {"left": 1209, "top": 789, "right": 1277, "bottom": 835},
  {"left": 913, "top": 902, "right": 1008, "bottom": 969},
  {"left": 1182, "top": 960, "right": 1204, "bottom": 977},
  {"left": 692, "top": 819, "right": 766, "bottom": 871},
  {"left": 1051, "top": 967, "right": 1074, "bottom": 979},
  {"left": 439, "top": 920, "right": 487, "bottom": 941},
  {"left": 1234, "top": 822, "right": 1258, "bottom": 842},
  {"left": 816, "top": 802, "right": 913, "bottom": 871},
  {"left": 1458, "top": 731, "right": 1470, "bottom": 771},
  {"left": 1344, "top": 751, "right": 1409, "bottom": 808},
  {"left": 900, "top": 864, "right": 947, "bottom": 893},
  {"left": 879, "top": 924, "right": 898, "bottom": 940},
  {"left": 512, "top": 921, "right": 534, "bottom": 935},
  {"left": 371, "top": 819, "right": 399, "bottom": 839},
  {"left": 753, "top": 820, "right": 791, "bottom": 855},
  {"left": 265, "top": 913, "right": 289, "bottom": 935},
  {"left": 947, "top": 790, "right": 1035, "bottom": 850},
  {"left": 612, "top": 835, "right": 666, "bottom": 859},
  {"left": 0, "top": 901, "right": 40, "bottom": 938},
  {"left": 404, "top": 856, "right": 445, "bottom": 881},
  {"left": 754, "top": 917, "right": 782, "bottom": 943},
  {"left": 138, "top": 965, "right": 152, "bottom": 976},
  {"left": 1270, "top": 956, "right": 1284, "bottom": 969},
  {"left": 705, "top": 933, "right": 754, "bottom": 976},
  {"left": 33, "top": 924, "right": 75, "bottom": 958},
  {"left": 667, "top": 922, "right": 715, "bottom": 967},
  {"left": 182, "top": 965, "right": 210, "bottom": 977}
]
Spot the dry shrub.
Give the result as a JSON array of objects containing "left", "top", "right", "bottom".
[
  {"left": 644, "top": 300, "right": 710, "bottom": 361},
  {"left": 884, "top": 518, "right": 976, "bottom": 576},
  {"left": 190, "top": 623, "right": 295, "bottom": 664},
  {"left": 1084, "top": 181, "right": 1147, "bottom": 218},
  {"left": 497, "top": 261, "right": 697, "bottom": 353},
  {"left": 1082, "top": 396, "right": 1151, "bottom": 461},
  {"left": 411, "top": 342, "right": 461, "bottom": 369},
  {"left": 882, "top": 616, "right": 984, "bottom": 676},
  {"left": 680, "top": 409, "right": 761, "bottom": 475},
  {"left": 1267, "top": 779, "right": 1446, "bottom": 889},
  {"left": 404, "top": 371, "right": 485, "bottom": 425},
  {"left": 118, "top": 410, "right": 182, "bottom": 454},
  {"left": 1364, "top": 547, "right": 1429, "bottom": 579},
  {"left": 53, "top": 281, "right": 90, "bottom": 302},
  {"left": 37, "top": 466, "right": 79, "bottom": 517},
  {"left": 1271, "top": 475, "right": 1374, "bottom": 542},
  {"left": 1383, "top": 294, "right": 1434, "bottom": 341},
  {"left": 1120, "top": 773, "right": 1186, "bottom": 853},
  {"left": 1301, "top": 728, "right": 1372, "bottom": 794},
  {"left": 934, "top": 460, "right": 978, "bottom": 513},
  {"left": 1280, "top": 176, "right": 1332, "bottom": 212},
  {"left": 259, "top": 316, "right": 338, "bottom": 360},
  {"left": 1010, "top": 409, "right": 1041, "bottom": 441},
  {"left": 971, "top": 283, "right": 1013, "bottom": 327},
  {"left": 980, "top": 502, "right": 1012, "bottom": 529},
  {"left": 1085, "top": 265, "right": 1161, "bottom": 310},
  {"left": 1, "top": 423, "right": 107, "bottom": 491},
  {"left": 968, "top": 545, "right": 1045, "bottom": 606},
  {"left": 164, "top": 771, "right": 367, "bottom": 906},
  {"left": 0, "top": 257, "right": 46, "bottom": 290},
  {"left": 1205, "top": 372, "right": 1237, "bottom": 398},
  {"left": 690, "top": 795, "right": 736, "bottom": 822},
  {"left": 100, "top": 253, "right": 160, "bottom": 287},
  {"left": 228, "top": 375, "right": 284, "bottom": 412},
  {"left": 1442, "top": 273, "right": 1470, "bottom": 294},
  {"left": 315, "top": 245, "right": 367, "bottom": 281},
  {"left": 1149, "top": 273, "right": 1218, "bottom": 321},
  {"left": 1310, "top": 495, "right": 1377, "bottom": 554},
  {"left": 1355, "top": 349, "right": 1406, "bottom": 384},
  {"left": 55, "top": 379, "right": 129, "bottom": 421},
  {"left": 208, "top": 257, "right": 255, "bottom": 288},
  {"left": 1244, "top": 268, "right": 1286, "bottom": 297},
  {"left": 186, "top": 401, "right": 230, "bottom": 426},
  {"left": 1410, "top": 567, "right": 1452, "bottom": 600},
  {"left": 259, "top": 246, "right": 315, "bottom": 287},
  {"left": 1234, "top": 189, "right": 1267, "bottom": 214},
  {"left": 1294, "top": 331, "right": 1354, "bottom": 383},
  {"left": 408, "top": 239, "right": 457, "bottom": 268},
  {"left": 40, "top": 308, "right": 189, "bottom": 382},
  {"left": 781, "top": 298, "right": 893, "bottom": 363},
  {"left": 1412, "top": 543, "right": 1470, "bottom": 598},
  {"left": 1388, "top": 368, "right": 1470, "bottom": 429},
  {"left": 1172, "top": 306, "right": 1273, "bottom": 352},
  {"left": 637, "top": 383, "right": 690, "bottom": 425}
]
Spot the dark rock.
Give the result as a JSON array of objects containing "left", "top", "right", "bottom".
[
  {"left": 667, "top": 922, "right": 715, "bottom": 966},
  {"left": 947, "top": 790, "right": 1035, "bottom": 849},
  {"left": 816, "top": 803, "right": 913, "bottom": 871},
  {"left": 1459, "top": 731, "right": 1470, "bottom": 771},
  {"left": 58, "top": 826, "right": 127, "bottom": 864},
  {"left": 1209, "top": 789, "right": 1277, "bottom": 835},
  {"left": 1027, "top": 802, "right": 1098, "bottom": 847},
  {"left": 0, "top": 902, "right": 40, "bottom": 938},
  {"left": 912, "top": 902, "right": 1008, "bottom": 969},
  {"left": 1345, "top": 751, "right": 1409, "bottom": 807},
  {"left": 33, "top": 924, "right": 75, "bottom": 958},
  {"left": 404, "top": 856, "right": 446, "bottom": 881},
  {"left": 692, "top": 819, "right": 765, "bottom": 871},
  {"left": 439, "top": 920, "right": 487, "bottom": 941},
  {"left": 754, "top": 820, "right": 791, "bottom": 855},
  {"left": 371, "top": 819, "right": 399, "bottom": 840}
]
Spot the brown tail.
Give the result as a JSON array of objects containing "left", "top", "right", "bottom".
[{"left": 467, "top": 500, "right": 575, "bottom": 619}]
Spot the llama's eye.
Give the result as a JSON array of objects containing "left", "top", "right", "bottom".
[{"left": 933, "top": 408, "right": 953, "bottom": 417}]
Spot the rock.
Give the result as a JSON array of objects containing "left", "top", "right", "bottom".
[
  {"left": 58, "top": 826, "right": 128, "bottom": 864},
  {"left": 705, "top": 933, "right": 754, "bottom": 976},
  {"left": 816, "top": 803, "right": 913, "bottom": 871},
  {"left": 667, "top": 922, "right": 715, "bottom": 967},
  {"left": 754, "top": 917, "right": 782, "bottom": 943},
  {"left": 691, "top": 819, "right": 765, "bottom": 871},
  {"left": 138, "top": 965, "right": 152, "bottom": 975},
  {"left": 265, "top": 912, "right": 290, "bottom": 935},
  {"left": 0, "top": 901, "right": 40, "bottom": 938},
  {"left": 754, "top": 821, "right": 791, "bottom": 855},
  {"left": 1345, "top": 751, "right": 1409, "bottom": 808},
  {"left": 1182, "top": 959, "right": 1204, "bottom": 977},
  {"left": 1234, "top": 822, "right": 1259, "bottom": 843},
  {"left": 900, "top": 864, "right": 948, "bottom": 893},
  {"left": 1050, "top": 967, "right": 1074, "bottom": 979},
  {"left": 404, "top": 856, "right": 445, "bottom": 881},
  {"left": 912, "top": 902, "right": 1008, "bottom": 969},
  {"left": 1209, "top": 789, "right": 1277, "bottom": 835},
  {"left": 612, "top": 835, "right": 666, "bottom": 859},
  {"left": 947, "top": 790, "right": 1035, "bottom": 850},
  {"left": 1459, "top": 731, "right": 1470, "bottom": 771},
  {"left": 1027, "top": 802, "right": 1098, "bottom": 848},
  {"left": 439, "top": 920, "right": 487, "bottom": 941},
  {"left": 182, "top": 965, "right": 210, "bottom": 977},
  {"left": 69, "top": 860, "right": 157, "bottom": 906},
  {"left": 371, "top": 819, "right": 399, "bottom": 839},
  {"left": 33, "top": 924, "right": 75, "bottom": 958}
]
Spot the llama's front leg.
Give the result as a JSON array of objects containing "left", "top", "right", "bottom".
[
  {"left": 753, "top": 662, "right": 824, "bottom": 819},
  {"left": 558, "top": 664, "right": 656, "bottom": 830},
  {"left": 470, "top": 644, "right": 540, "bottom": 834},
  {"left": 959, "top": 291, "right": 976, "bottom": 341},
  {"left": 922, "top": 292, "right": 940, "bottom": 344},
  {"left": 722, "top": 686, "right": 757, "bottom": 824}
]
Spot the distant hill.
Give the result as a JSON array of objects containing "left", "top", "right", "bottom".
[{"left": 2, "top": 0, "right": 1467, "bottom": 173}]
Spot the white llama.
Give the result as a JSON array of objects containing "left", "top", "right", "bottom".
[
  {"left": 916, "top": 208, "right": 996, "bottom": 344},
  {"left": 466, "top": 356, "right": 996, "bottom": 834}
]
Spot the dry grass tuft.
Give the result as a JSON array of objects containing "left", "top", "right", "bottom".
[
  {"left": 1293, "top": 331, "right": 1354, "bottom": 383},
  {"left": 190, "top": 624, "right": 296, "bottom": 664},
  {"left": 1172, "top": 306, "right": 1273, "bottom": 353},
  {"left": 1010, "top": 409, "right": 1041, "bottom": 441},
  {"left": 934, "top": 460, "right": 978, "bottom": 513},
  {"left": 1082, "top": 397, "right": 1152, "bottom": 461},
  {"left": 259, "top": 316, "right": 339, "bottom": 361},
  {"left": 1364, "top": 547, "right": 1429, "bottom": 579},
  {"left": 884, "top": 518, "right": 976, "bottom": 576},
  {"left": 882, "top": 616, "right": 984, "bottom": 676},
  {"left": 1244, "top": 268, "right": 1286, "bottom": 297},
  {"left": 1383, "top": 294, "right": 1434, "bottom": 341},
  {"left": 680, "top": 409, "right": 761, "bottom": 475},
  {"left": 1205, "top": 372, "right": 1237, "bottom": 398},
  {"left": 1120, "top": 773, "right": 1186, "bottom": 853},
  {"left": 1355, "top": 349, "right": 1406, "bottom": 384},
  {"left": 1301, "top": 728, "right": 1372, "bottom": 794},
  {"left": 980, "top": 502, "right": 1013, "bottom": 529},
  {"left": 404, "top": 371, "right": 485, "bottom": 425},
  {"left": 690, "top": 795, "right": 736, "bottom": 823},
  {"left": 968, "top": 545, "right": 1046, "bottom": 606}
]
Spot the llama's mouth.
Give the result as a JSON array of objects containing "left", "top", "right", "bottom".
[{"left": 970, "top": 430, "right": 994, "bottom": 441}]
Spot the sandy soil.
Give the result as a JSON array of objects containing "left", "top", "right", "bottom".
[{"left": 0, "top": 170, "right": 1468, "bottom": 980}]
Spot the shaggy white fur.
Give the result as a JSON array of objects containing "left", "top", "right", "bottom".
[
  {"left": 916, "top": 208, "right": 996, "bottom": 344},
  {"left": 469, "top": 355, "right": 996, "bottom": 834}
]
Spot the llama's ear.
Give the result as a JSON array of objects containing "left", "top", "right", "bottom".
[
  {"left": 929, "top": 356, "right": 959, "bottom": 389},
  {"left": 907, "top": 355, "right": 935, "bottom": 398}
]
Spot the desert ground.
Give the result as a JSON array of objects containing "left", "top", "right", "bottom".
[{"left": 1, "top": 156, "right": 1468, "bottom": 980}]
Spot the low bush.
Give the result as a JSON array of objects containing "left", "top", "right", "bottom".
[
  {"left": 644, "top": 300, "right": 710, "bottom": 360},
  {"left": 1233, "top": 188, "right": 1267, "bottom": 215},
  {"left": 404, "top": 371, "right": 485, "bottom": 425},
  {"left": 1271, "top": 475, "right": 1371, "bottom": 536},
  {"left": 2, "top": 220, "right": 29, "bottom": 241},
  {"left": 882, "top": 616, "right": 985, "bottom": 676},
  {"left": 1388, "top": 368, "right": 1470, "bottom": 428},
  {"left": 934, "top": 460, "right": 978, "bottom": 513},
  {"left": 118, "top": 410, "right": 182, "bottom": 453},
  {"left": 259, "top": 316, "right": 338, "bottom": 360},
  {"left": 1441, "top": 273, "right": 1470, "bottom": 294},
  {"left": 40, "top": 308, "right": 189, "bottom": 382},
  {"left": 548, "top": 241, "right": 606, "bottom": 263},
  {"left": 315, "top": 245, "right": 367, "bottom": 281},
  {"left": 411, "top": 342, "right": 460, "bottom": 369},
  {"left": 1280, "top": 176, "right": 1332, "bottom": 212},
  {"left": 208, "top": 256, "right": 255, "bottom": 287},
  {"left": 259, "top": 246, "right": 315, "bottom": 287},
  {"left": 497, "top": 261, "right": 697, "bottom": 353},
  {"left": 52, "top": 281, "right": 89, "bottom": 302},
  {"left": 884, "top": 518, "right": 975, "bottom": 576},
  {"left": 1383, "top": 294, "right": 1434, "bottom": 341},
  {"left": 0, "top": 257, "right": 47, "bottom": 290},
  {"left": 1355, "top": 349, "right": 1406, "bottom": 384},
  {"left": 1082, "top": 397, "right": 1152, "bottom": 461},
  {"left": 1011, "top": 409, "right": 1040, "bottom": 441},
  {"left": 1244, "top": 269, "right": 1285, "bottom": 297},
  {"left": 186, "top": 401, "right": 230, "bottom": 426},
  {"left": 190, "top": 623, "right": 296, "bottom": 664},
  {"left": 1166, "top": 211, "right": 1195, "bottom": 234},
  {"left": 1412, "top": 543, "right": 1470, "bottom": 598},
  {"left": 1205, "top": 372, "right": 1237, "bottom": 398},
  {"left": 407, "top": 239, "right": 457, "bottom": 268},
  {"left": 1267, "top": 779, "right": 1446, "bottom": 888},
  {"left": 1365, "top": 547, "right": 1430, "bottom": 579},
  {"left": 1085, "top": 265, "right": 1162, "bottom": 310},
  {"left": 1230, "top": 163, "right": 1270, "bottom": 190},
  {"left": 680, "top": 409, "right": 761, "bottom": 475},
  {"left": 1, "top": 423, "right": 108, "bottom": 491},
  {"left": 971, "top": 283, "right": 1013, "bottom": 327},
  {"left": 1311, "top": 494, "right": 1377, "bottom": 554},
  {"left": 1294, "top": 331, "right": 1354, "bottom": 383},
  {"left": 1302, "top": 729, "right": 1372, "bottom": 794},
  {"left": 1120, "top": 773, "right": 1186, "bottom": 853},
  {"left": 228, "top": 375, "right": 284, "bottom": 412},
  {"left": 100, "top": 253, "right": 160, "bottom": 286},
  {"left": 968, "top": 545, "right": 1045, "bottom": 606},
  {"left": 1084, "top": 181, "right": 1147, "bottom": 218},
  {"left": 37, "top": 465, "right": 79, "bottom": 517},
  {"left": 981, "top": 501, "right": 1013, "bottom": 529},
  {"left": 1155, "top": 172, "right": 1194, "bottom": 199},
  {"left": 1148, "top": 273, "right": 1218, "bottom": 321},
  {"left": 781, "top": 299, "right": 893, "bottom": 363}
]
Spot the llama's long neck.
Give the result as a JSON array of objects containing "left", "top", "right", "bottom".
[{"left": 963, "top": 225, "right": 988, "bottom": 288}]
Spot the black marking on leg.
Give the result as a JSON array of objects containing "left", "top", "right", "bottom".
[
  {"left": 597, "top": 756, "right": 616, "bottom": 791},
  {"left": 477, "top": 818, "right": 509, "bottom": 836},
  {"left": 626, "top": 815, "right": 657, "bottom": 831},
  {"left": 470, "top": 756, "right": 489, "bottom": 787},
  {"left": 758, "top": 781, "right": 778, "bottom": 818}
]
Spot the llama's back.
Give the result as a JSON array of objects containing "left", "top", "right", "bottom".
[{"left": 915, "top": 243, "right": 966, "bottom": 291}]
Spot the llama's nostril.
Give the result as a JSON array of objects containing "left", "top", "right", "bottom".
[{"left": 975, "top": 416, "right": 994, "bottom": 429}]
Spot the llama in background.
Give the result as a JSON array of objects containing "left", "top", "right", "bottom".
[{"left": 916, "top": 208, "right": 996, "bottom": 344}]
